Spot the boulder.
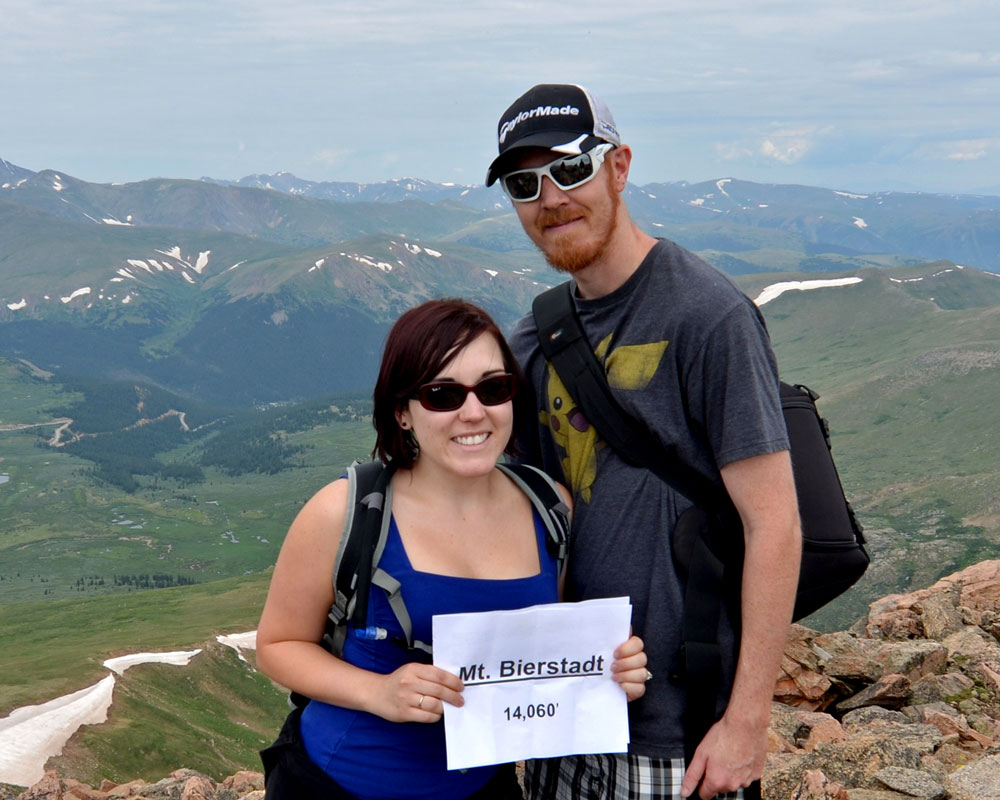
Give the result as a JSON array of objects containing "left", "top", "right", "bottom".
[
  {"left": 872, "top": 765, "right": 946, "bottom": 799},
  {"left": 789, "top": 769, "right": 850, "bottom": 799},
  {"left": 875, "top": 641, "right": 947, "bottom": 682},
  {"left": 909, "top": 671, "right": 974, "bottom": 705},
  {"left": 837, "top": 674, "right": 912, "bottom": 712},
  {"left": 945, "top": 753, "right": 1000, "bottom": 799}
]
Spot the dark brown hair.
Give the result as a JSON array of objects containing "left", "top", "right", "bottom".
[{"left": 372, "top": 299, "right": 529, "bottom": 468}]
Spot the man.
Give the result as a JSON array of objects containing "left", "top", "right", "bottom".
[{"left": 487, "top": 83, "right": 801, "bottom": 800}]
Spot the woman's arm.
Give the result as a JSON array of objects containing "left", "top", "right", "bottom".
[{"left": 256, "top": 479, "right": 464, "bottom": 722}]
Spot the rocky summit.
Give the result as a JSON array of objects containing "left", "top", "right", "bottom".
[
  {"left": 8, "top": 561, "right": 1000, "bottom": 800},
  {"left": 2, "top": 769, "right": 264, "bottom": 800},
  {"left": 767, "top": 560, "right": 1000, "bottom": 799}
]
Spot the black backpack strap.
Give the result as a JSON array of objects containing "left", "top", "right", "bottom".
[
  {"left": 497, "top": 462, "right": 570, "bottom": 570},
  {"left": 532, "top": 283, "right": 724, "bottom": 509}
]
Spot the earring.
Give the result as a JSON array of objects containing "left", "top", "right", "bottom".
[{"left": 400, "top": 421, "right": 409, "bottom": 429}]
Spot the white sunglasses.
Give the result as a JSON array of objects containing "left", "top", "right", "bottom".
[{"left": 500, "top": 143, "right": 615, "bottom": 203}]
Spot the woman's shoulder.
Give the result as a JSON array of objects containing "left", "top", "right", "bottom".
[{"left": 284, "top": 476, "right": 352, "bottom": 551}]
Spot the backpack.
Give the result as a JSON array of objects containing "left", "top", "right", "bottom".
[
  {"left": 290, "top": 459, "right": 570, "bottom": 708},
  {"left": 532, "top": 281, "right": 869, "bottom": 761}
]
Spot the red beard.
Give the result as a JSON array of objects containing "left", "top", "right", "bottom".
[{"left": 534, "top": 174, "right": 620, "bottom": 274}]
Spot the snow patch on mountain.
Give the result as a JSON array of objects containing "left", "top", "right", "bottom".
[
  {"left": 104, "top": 649, "right": 202, "bottom": 676},
  {"left": 128, "top": 259, "right": 154, "bottom": 274},
  {"left": 60, "top": 287, "right": 91, "bottom": 304},
  {"left": 345, "top": 253, "right": 394, "bottom": 272},
  {"left": 0, "top": 647, "right": 207, "bottom": 786},
  {"left": 890, "top": 267, "right": 958, "bottom": 284},
  {"left": 755, "top": 277, "right": 863, "bottom": 306},
  {"left": 217, "top": 631, "right": 257, "bottom": 663}
]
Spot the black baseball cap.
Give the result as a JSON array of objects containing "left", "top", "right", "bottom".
[{"left": 485, "top": 83, "right": 621, "bottom": 186}]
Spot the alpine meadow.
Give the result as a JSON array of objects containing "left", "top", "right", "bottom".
[{"left": 1, "top": 158, "right": 999, "bottom": 787}]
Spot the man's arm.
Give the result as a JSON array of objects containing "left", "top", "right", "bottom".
[{"left": 680, "top": 449, "right": 801, "bottom": 799}]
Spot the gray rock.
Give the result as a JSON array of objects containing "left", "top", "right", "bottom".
[
  {"left": 909, "top": 671, "right": 974, "bottom": 705},
  {"left": 945, "top": 753, "right": 1000, "bottom": 799},
  {"left": 841, "top": 707, "right": 909, "bottom": 729},
  {"left": 943, "top": 626, "right": 998, "bottom": 661},
  {"left": 920, "top": 588, "right": 965, "bottom": 640},
  {"left": 877, "top": 641, "right": 947, "bottom": 681},
  {"left": 873, "top": 766, "right": 946, "bottom": 799},
  {"left": 900, "top": 701, "right": 960, "bottom": 724}
]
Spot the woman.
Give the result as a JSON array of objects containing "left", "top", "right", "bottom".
[{"left": 257, "top": 299, "right": 647, "bottom": 799}]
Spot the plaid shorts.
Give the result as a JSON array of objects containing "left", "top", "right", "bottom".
[{"left": 523, "top": 753, "right": 746, "bottom": 800}]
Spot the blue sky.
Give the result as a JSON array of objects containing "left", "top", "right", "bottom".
[{"left": 5, "top": 0, "right": 1000, "bottom": 194}]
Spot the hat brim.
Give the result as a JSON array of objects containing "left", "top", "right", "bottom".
[{"left": 485, "top": 133, "right": 605, "bottom": 186}]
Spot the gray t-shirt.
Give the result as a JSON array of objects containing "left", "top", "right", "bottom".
[{"left": 511, "top": 239, "right": 789, "bottom": 758}]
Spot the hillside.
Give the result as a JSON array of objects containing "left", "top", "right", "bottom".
[
  {"left": 6, "top": 561, "right": 1000, "bottom": 798},
  {"left": 748, "top": 263, "right": 1000, "bottom": 627},
  {"left": 1, "top": 263, "right": 997, "bottom": 617}
]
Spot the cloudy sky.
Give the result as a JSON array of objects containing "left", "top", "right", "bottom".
[{"left": 5, "top": 0, "right": 999, "bottom": 194}]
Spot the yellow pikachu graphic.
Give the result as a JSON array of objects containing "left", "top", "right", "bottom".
[{"left": 541, "top": 334, "right": 669, "bottom": 503}]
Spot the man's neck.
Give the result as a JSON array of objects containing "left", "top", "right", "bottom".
[{"left": 571, "top": 222, "right": 658, "bottom": 299}]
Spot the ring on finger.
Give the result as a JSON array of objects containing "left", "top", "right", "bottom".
[
  {"left": 417, "top": 694, "right": 425, "bottom": 709},
  {"left": 644, "top": 669, "right": 653, "bottom": 682}
]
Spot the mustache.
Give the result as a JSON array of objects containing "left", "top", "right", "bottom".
[{"left": 538, "top": 208, "right": 585, "bottom": 228}]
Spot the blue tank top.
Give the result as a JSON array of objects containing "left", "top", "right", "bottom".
[{"left": 300, "top": 507, "right": 559, "bottom": 800}]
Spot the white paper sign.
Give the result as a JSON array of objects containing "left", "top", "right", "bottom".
[{"left": 432, "top": 597, "right": 632, "bottom": 770}]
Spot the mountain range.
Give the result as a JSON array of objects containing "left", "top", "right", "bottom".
[{"left": 2, "top": 158, "right": 999, "bottom": 406}]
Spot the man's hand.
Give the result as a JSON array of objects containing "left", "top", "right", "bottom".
[{"left": 679, "top": 711, "right": 766, "bottom": 798}]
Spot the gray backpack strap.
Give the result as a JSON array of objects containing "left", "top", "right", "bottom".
[
  {"left": 497, "top": 462, "right": 570, "bottom": 570},
  {"left": 324, "top": 460, "right": 434, "bottom": 655},
  {"left": 323, "top": 460, "right": 394, "bottom": 656},
  {"left": 371, "top": 568, "right": 433, "bottom": 655}
]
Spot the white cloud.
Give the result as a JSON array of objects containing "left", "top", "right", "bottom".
[
  {"left": 716, "top": 126, "right": 833, "bottom": 166},
  {"left": 912, "top": 138, "right": 1000, "bottom": 163},
  {"left": 943, "top": 140, "right": 995, "bottom": 162},
  {"left": 760, "top": 134, "right": 813, "bottom": 165}
]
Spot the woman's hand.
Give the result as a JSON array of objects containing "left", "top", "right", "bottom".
[
  {"left": 369, "top": 662, "right": 466, "bottom": 723},
  {"left": 611, "top": 635, "right": 649, "bottom": 701}
]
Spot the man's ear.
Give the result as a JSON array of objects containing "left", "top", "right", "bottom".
[{"left": 609, "top": 144, "right": 633, "bottom": 193}]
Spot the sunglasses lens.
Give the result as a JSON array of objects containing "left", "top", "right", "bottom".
[
  {"left": 502, "top": 171, "right": 540, "bottom": 201},
  {"left": 474, "top": 375, "right": 515, "bottom": 405},
  {"left": 420, "top": 383, "right": 467, "bottom": 411},
  {"left": 417, "top": 375, "right": 515, "bottom": 411},
  {"left": 549, "top": 153, "right": 595, "bottom": 189}
]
